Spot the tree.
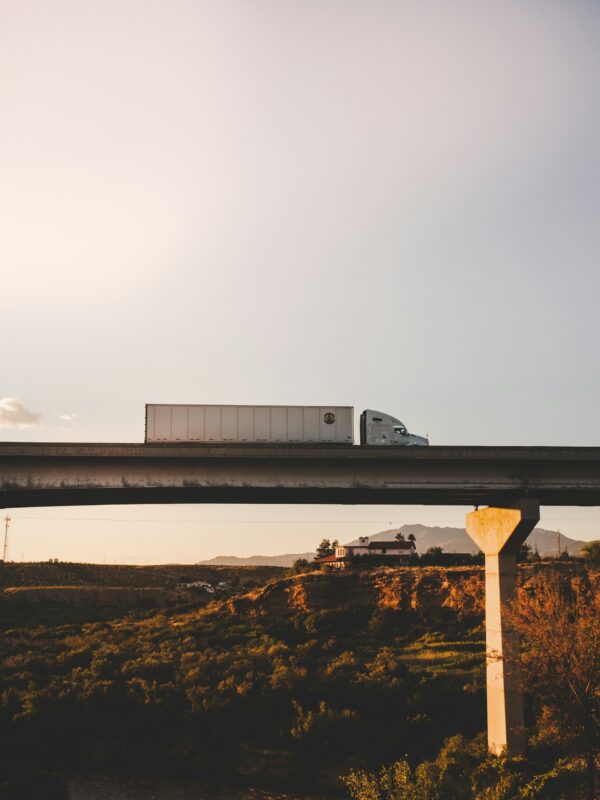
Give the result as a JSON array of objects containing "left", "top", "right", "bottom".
[
  {"left": 508, "top": 574, "right": 600, "bottom": 800},
  {"left": 529, "top": 544, "right": 542, "bottom": 563},
  {"left": 517, "top": 543, "right": 532, "bottom": 563},
  {"left": 420, "top": 546, "right": 444, "bottom": 565},
  {"left": 289, "top": 558, "right": 312, "bottom": 574},
  {"left": 316, "top": 539, "right": 336, "bottom": 559},
  {"left": 407, "top": 533, "right": 416, "bottom": 544},
  {"left": 395, "top": 532, "right": 406, "bottom": 542},
  {"left": 581, "top": 540, "right": 600, "bottom": 563}
]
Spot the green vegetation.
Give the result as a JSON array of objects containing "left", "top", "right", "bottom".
[
  {"left": 580, "top": 540, "right": 600, "bottom": 563},
  {"left": 316, "top": 538, "right": 340, "bottom": 559},
  {"left": 0, "top": 562, "right": 486, "bottom": 793},
  {"left": 0, "top": 561, "right": 597, "bottom": 797},
  {"left": 0, "top": 562, "right": 284, "bottom": 628},
  {"left": 508, "top": 572, "right": 600, "bottom": 799},
  {"left": 343, "top": 735, "right": 585, "bottom": 800},
  {"left": 342, "top": 567, "right": 600, "bottom": 800},
  {"left": 343, "top": 549, "right": 484, "bottom": 569},
  {"left": 289, "top": 558, "right": 317, "bottom": 575},
  {"left": 0, "top": 561, "right": 282, "bottom": 590}
]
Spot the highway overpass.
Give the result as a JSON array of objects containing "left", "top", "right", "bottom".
[
  {"left": 3, "top": 440, "right": 599, "bottom": 757},
  {"left": 1, "top": 442, "right": 600, "bottom": 508}
]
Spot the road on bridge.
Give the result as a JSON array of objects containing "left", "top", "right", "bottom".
[{"left": 1, "top": 442, "right": 600, "bottom": 508}]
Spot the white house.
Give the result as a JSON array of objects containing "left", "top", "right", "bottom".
[{"left": 315, "top": 531, "right": 416, "bottom": 567}]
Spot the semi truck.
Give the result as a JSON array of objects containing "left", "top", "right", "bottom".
[{"left": 145, "top": 404, "right": 429, "bottom": 446}]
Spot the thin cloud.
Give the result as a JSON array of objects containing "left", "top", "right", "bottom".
[
  {"left": 0, "top": 398, "right": 43, "bottom": 429},
  {"left": 58, "top": 413, "right": 76, "bottom": 423}
]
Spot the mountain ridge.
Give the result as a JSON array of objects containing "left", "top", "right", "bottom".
[
  {"left": 197, "top": 552, "right": 315, "bottom": 567},
  {"left": 197, "top": 525, "right": 588, "bottom": 566}
]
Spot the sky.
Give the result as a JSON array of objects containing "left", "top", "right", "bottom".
[{"left": 1, "top": 0, "right": 599, "bottom": 562}]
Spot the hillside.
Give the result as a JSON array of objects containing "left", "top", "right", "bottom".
[
  {"left": 0, "top": 563, "right": 490, "bottom": 791},
  {"left": 222, "top": 561, "right": 597, "bottom": 620},
  {"left": 0, "top": 561, "right": 283, "bottom": 589},
  {"left": 225, "top": 564, "right": 486, "bottom": 619},
  {"left": 0, "top": 561, "right": 596, "bottom": 795},
  {"left": 0, "top": 562, "right": 284, "bottom": 626}
]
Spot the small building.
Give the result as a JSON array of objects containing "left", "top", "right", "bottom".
[{"left": 315, "top": 533, "right": 416, "bottom": 568}]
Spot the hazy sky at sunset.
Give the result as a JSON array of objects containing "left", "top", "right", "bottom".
[{"left": 2, "top": 1, "right": 600, "bottom": 561}]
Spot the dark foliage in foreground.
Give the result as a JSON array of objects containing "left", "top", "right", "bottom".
[
  {"left": 0, "top": 770, "right": 69, "bottom": 800},
  {"left": 0, "top": 569, "right": 485, "bottom": 792},
  {"left": 343, "top": 734, "right": 588, "bottom": 799},
  {"left": 342, "top": 567, "right": 600, "bottom": 800},
  {"left": 1, "top": 563, "right": 596, "bottom": 797}
]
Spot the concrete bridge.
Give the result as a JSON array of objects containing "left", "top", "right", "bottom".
[
  {"left": 2, "top": 441, "right": 600, "bottom": 757},
  {"left": 1, "top": 442, "right": 600, "bottom": 508}
]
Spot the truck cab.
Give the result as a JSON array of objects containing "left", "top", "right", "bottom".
[{"left": 360, "top": 410, "right": 429, "bottom": 446}]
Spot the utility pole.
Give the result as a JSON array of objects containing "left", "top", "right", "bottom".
[{"left": 3, "top": 516, "right": 10, "bottom": 562}]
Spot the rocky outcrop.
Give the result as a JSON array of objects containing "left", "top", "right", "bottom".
[
  {"left": 226, "top": 566, "right": 486, "bottom": 619},
  {"left": 224, "top": 563, "right": 598, "bottom": 620}
]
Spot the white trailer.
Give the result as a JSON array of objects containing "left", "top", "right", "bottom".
[{"left": 145, "top": 404, "right": 354, "bottom": 444}]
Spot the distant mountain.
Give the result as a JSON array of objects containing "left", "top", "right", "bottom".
[
  {"left": 391, "top": 524, "right": 586, "bottom": 557},
  {"left": 197, "top": 552, "right": 315, "bottom": 568},
  {"left": 198, "top": 525, "right": 587, "bottom": 566}
]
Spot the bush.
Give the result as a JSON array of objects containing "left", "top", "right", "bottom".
[
  {"left": 344, "top": 758, "right": 440, "bottom": 800},
  {"left": 580, "top": 540, "right": 600, "bottom": 563},
  {"left": 342, "top": 737, "right": 587, "bottom": 800}
]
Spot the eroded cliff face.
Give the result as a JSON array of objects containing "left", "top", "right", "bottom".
[
  {"left": 226, "top": 566, "right": 486, "bottom": 619},
  {"left": 225, "top": 563, "right": 599, "bottom": 620}
]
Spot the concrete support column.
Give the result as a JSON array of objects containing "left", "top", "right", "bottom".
[
  {"left": 466, "top": 499, "right": 540, "bottom": 755},
  {"left": 483, "top": 550, "right": 523, "bottom": 754}
]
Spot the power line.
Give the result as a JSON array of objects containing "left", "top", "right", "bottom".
[
  {"left": 9, "top": 516, "right": 420, "bottom": 524},
  {"left": 8, "top": 514, "right": 599, "bottom": 524}
]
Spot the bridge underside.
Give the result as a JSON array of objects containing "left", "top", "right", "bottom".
[
  {"left": 3, "top": 486, "right": 598, "bottom": 508},
  {"left": 2, "top": 443, "right": 600, "bottom": 508}
]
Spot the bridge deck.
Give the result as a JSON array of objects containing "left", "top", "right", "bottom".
[{"left": 1, "top": 443, "right": 600, "bottom": 507}]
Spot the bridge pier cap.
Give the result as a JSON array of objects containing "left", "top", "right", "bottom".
[
  {"left": 466, "top": 499, "right": 540, "bottom": 556},
  {"left": 466, "top": 499, "right": 540, "bottom": 757}
]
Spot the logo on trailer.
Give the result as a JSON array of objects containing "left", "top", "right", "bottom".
[{"left": 323, "top": 412, "right": 335, "bottom": 424}]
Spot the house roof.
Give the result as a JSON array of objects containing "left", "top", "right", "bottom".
[{"left": 313, "top": 553, "right": 342, "bottom": 563}]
